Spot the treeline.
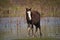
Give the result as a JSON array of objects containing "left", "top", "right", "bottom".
[{"left": 0, "top": 0, "right": 60, "bottom": 17}]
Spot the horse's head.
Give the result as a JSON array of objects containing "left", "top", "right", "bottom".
[
  {"left": 26, "top": 8, "right": 31, "bottom": 12},
  {"left": 26, "top": 8, "right": 32, "bottom": 20}
]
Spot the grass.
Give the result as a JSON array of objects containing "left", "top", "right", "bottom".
[
  {"left": 0, "top": 32, "right": 5, "bottom": 40},
  {"left": 13, "top": 37, "right": 60, "bottom": 40}
]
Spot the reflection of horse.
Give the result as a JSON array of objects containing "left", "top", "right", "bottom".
[{"left": 26, "top": 8, "right": 42, "bottom": 37}]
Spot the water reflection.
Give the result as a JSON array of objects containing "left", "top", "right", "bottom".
[{"left": 0, "top": 17, "right": 60, "bottom": 40}]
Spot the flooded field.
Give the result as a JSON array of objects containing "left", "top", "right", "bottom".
[{"left": 0, "top": 17, "right": 60, "bottom": 40}]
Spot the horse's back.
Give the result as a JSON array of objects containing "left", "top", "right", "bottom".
[{"left": 31, "top": 11, "right": 40, "bottom": 24}]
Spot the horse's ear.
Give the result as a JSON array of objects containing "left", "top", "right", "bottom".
[
  {"left": 26, "top": 8, "right": 28, "bottom": 10},
  {"left": 29, "top": 8, "right": 31, "bottom": 10}
]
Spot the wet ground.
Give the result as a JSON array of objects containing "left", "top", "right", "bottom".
[{"left": 0, "top": 17, "right": 60, "bottom": 40}]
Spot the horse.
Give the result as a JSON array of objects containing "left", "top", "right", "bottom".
[{"left": 26, "top": 8, "right": 42, "bottom": 37}]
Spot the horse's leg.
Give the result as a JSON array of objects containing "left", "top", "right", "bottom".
[
  {"left": 35, "top": 27, "right": 38, "bottom": 37},
  {"left": 39, "top": 25, "right": 42, "bottom": 37},
  {"left": 36, "top": 22, "right": 42, "bottom": 37},
  {"left": 27, "top": 24, "right": 31, "bottom": 37},
  {"left": 31, "top": 24, "right": 34, "bottom": 37}
]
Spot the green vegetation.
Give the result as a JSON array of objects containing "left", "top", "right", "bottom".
[
  {"left": 0, "top": 31, "right": 7, "bottom": 40},
  {"left": 0, "top": 0, "right": 60, "bottom": 17},
  {"left": 13, "top": 37, "right": 60, "bottom": 40},
  {"left": 0, "top": 0, "right": 10, "bottom": 8}
]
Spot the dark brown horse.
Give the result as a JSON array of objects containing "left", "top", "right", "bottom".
[{"left": 26, "top": 8, "right": 42, "bottom": 37}]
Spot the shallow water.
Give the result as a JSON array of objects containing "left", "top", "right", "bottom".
[{"left": 0, "top": 17, "right": 60, "bottom": 40}]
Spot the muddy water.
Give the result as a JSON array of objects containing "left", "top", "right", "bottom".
[{"left": 0, "top": 17, "right": 60, "bottom": 40}]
